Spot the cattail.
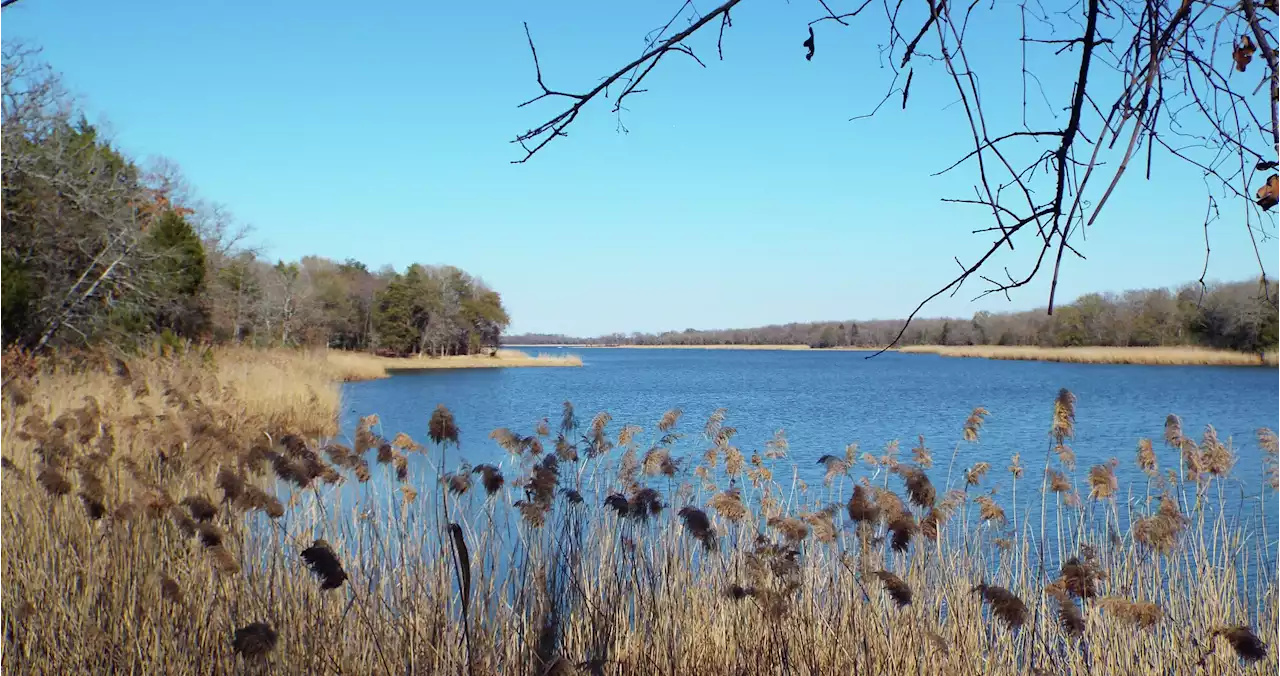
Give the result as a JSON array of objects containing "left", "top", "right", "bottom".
[
  {"left": 428, "top": 404, "right": 460, "bottom": 446},
  {"left": 1096, "top": 597, "right": 1162, "bottom": 628},
  {"left": 974, "top": 494, "right": 1005, "bottom": 524},
  {"left": 1008, "top": 453, "right": 1024, "bottom": 479},
  {"left": 181, "top": 495, "right": 218, "bottom": 522},
  {"left": 911, "top": 435, "right": 933, "bottom": 468},
  {"left": 473, "top": 464, "right": 505, "bottom": 495},
  {"left": 197, "top": 522, "right": 224, "bottom": 548},
  {"left": 895, "top": 464, "right": 935, "bottom": 508},
  {"left": 1136, "top": 438, "right": 1158, "bottom": 476},
  {"left": 658, "top": 408, "right": 683, "bottom": 432},
  {"left": 208, "top": 545, "right": 240, "bottom": 574},
  {"left": 965, "top": 462, "right": 991, "bottom": 486},
  {"left": 1052, "top": 389, "right": 1076, "bottom": 444},
  {"left": 232, "top": 622, "right": 277, "bottom": 659},
  {"left": 963, "top": 407, "right": 990, "bottom": 442},
  {"left": 1088, "top": 459, "right": 1119, "bottom": 499},
  {"left": 301, "top": 539, "right": 347, "bottom": 590},
  {"left": 36, "top": 465, "right": 71, "bottom": 496},
  {"left": 847, "top": 485, "right": 880, "bottom": 523},
  {"left": 768, "top": 517, "right": 810, "bottom": 543},
  {"left": 708, "top": 489, "right": 748, "bottom": 523},
  {"left": 872, "top": 571, "right": 912, "bottom": 607},
  {"left": 678, "top": 506, "right": 717, "bottom": 550},
  {"left": 1049, "top": 588, "right": 1085, "bottom": 637},
  {"left": 1210, "top": 625, "right": 1268, "bottom": 663},
  {"left": 973, "top": 583, "right": 1029, "bottom": 629},
  {"left": 160, "top": 574, "right": 184, "bottom": 604}
]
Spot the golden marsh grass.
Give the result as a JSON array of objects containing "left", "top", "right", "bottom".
[
  {"left": 1, "top": 348, "right": 1275, "bottom": 674},
  {"left": 900, "top": 344, "right": 1279, "bottom": 367},
  {"left": 327, "top": 348, "right": 583, "bottom": 381}
]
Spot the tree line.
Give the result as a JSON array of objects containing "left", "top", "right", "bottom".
[
  {"left": 1, "top": 47, "right": 508, "bottom": 357},
  {"left": 507, "top": 278, "right": 1280, "bottom": 356}
]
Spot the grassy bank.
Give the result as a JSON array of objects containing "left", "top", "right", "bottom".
[
  {"left": 327, "top": 348, "right": 582, "bottom": 381},
  {"left": 2, "top": 347, "right": 1276, "bottom": 674},
  {"left": 900, "top": 345, "right": 1279, "bottom": 367}
]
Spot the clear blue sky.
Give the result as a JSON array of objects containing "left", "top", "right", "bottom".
[{"left": 6, "top": 0, "right": 1276, "bottom": 336}]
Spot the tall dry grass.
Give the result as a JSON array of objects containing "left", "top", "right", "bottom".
[
  {"left": 327, "top": 349, "right": 583, "bottom": 381},
  {"left": 1, "top": 348, "right": 1275, "bottom": 674},
  {"left": 900, "top": 345, "right": 1279, "bottom": 366}
]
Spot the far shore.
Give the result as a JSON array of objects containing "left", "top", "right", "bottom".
[
  {"left": 899, "top": 344, "right": 1278, "bottom": 367},
  {"left": 327, "top": 349, "right": 582, "bottom": 381},
  {"left": 502, "top": 343, "right": 891, "bottom": 351}
]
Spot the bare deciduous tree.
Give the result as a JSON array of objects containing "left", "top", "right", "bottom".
[{"left": 512, "top": 0, "right": 1278, "bottom": 349}]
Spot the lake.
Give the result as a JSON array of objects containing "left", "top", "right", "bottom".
[{"left": 328, "top": 346, "right": 1278, "bottom": 592}]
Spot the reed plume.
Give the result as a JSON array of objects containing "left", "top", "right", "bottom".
[
  {"left": 1007, "top": 453, "right": 1023, "bottom": 479},
  {"left": 678, "top": 506, "right": 717, "bottom": 550},
  {"left": 1201, "top": 425, "right": 1235, "bottom": 477},
  {"left": 895, "top": 463, "right": 935, "bottom": 508},
  {"left": 1052, "top": 389, "right": 1076, "bottom": 444},
  {"left": 872, "top": 570, "right": 912, "bottom": 607},
  {"left": 965, "top": 462, "right": 991, "bottom": 486},
  {"left": 1047, "top": 469, "right": 1071, "bottom": 493},
  {"left": 817, "top": 455, "right": 850, "bottom": 484},
  {"left": 658, "top": 408, "right": 682, "bottom": 432},
  {"left": 1209, "top": 625, "right": 1268, "bottom": 663},
  {"left": 1049, "top": 588, "right": 1085, "bottom": 637},
  {"left": 801, "top": 510, "right": 838, "bottom": 543},
  {"left": 887, "top": 513, "right": 918, "bottom": 553},
  {"left": 911, "top": 435, "right": 933, "bottom": 468},
  {"left": 473, "top": 464, "right": 505, "bottom": 495},
  {"left": 768, "top": 517, "right": 810, "bottom": 543},
  {"left": 300, "top": 539, "right": 348, "bottom": 590},
  {"left": 1058, "top": 555, "right": 1103, "bottom": 599},
  {"left": 708, "top": 488, "right": 748, "bottom": 523},
  {"left": 1163, "top": 414, "right": 1183, "bottom": 448},
  {"left": 974, "top": 494, "right": 1005, "bottom": 525},
  {"left": 1087, "top": 459, "right": 1119, "bottom": 499},
  {"left": 847, "top": 485, "right": 880, "bottom": 523},
  {"left": 36, "top": 465, "right": 71, "bottom": 497},
  {"left": 725, "top": 446, "right": 745, "bottom": 477},
  {"left": 232, "top": 622, "right": 278, "bottom": 659},
  {"left": 160, "top": 574, "right": 183, "bottom": 604},
  {"left": 1136, "top": 438, "right": 1158, "bottom": 476},
  {"left": 181, "top": 495, "right": 217, "bottom": 522},
  {"left": 972, "top": 583, "right": 1029, "bottom": 629},
  {"left": 1133, "top": 494, "right": 1189, "bottom": 553},
  {"left": 1096, "top": 597, "right": 1162, "bottom": 628},
  {"left": 429, "top": 404, "right": 460, "bottom": 446},
  {"left": 963, "top": 407, "right": 990, "bottom": 442},
  {"left": 1261, "top": 427, "right": 1279, "bottom": 488}
]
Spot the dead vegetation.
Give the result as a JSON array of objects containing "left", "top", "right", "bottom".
[{"left": 1, "top": 347, "right": 1275, "bottom": 674}]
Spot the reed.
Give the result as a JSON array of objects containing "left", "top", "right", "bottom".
[
  {"left": 1, "top": 347, "right": 1275, "bottom": 674},
  {"left": 899, "top": 344, "right": 1279, "bottom": 366},
  {"left": 326, "top": 349, "right": 583, "bottom": 381}
]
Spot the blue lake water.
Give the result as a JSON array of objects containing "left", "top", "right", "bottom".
[{"left": 341, "top": 348, "right": 1275, "bottom": 495}]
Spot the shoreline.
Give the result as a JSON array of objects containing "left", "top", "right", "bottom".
[
  {"left": 502, "top": 343, "right": 890, "bottom": 351},
  {"left": 899, "top": 344, "right": 1278, "bottom": 367},
  {"left": 327, "top": 349, "right": 582, "bottom": 381}
]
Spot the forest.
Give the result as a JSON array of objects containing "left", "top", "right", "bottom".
[
  {"left": 0, "top": 47, "right": 509, "bottom": 357},
  {"left": 507, "top": 278, "right": 1280, "bottom": 355}
]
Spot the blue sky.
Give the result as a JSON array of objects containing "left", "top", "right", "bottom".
[{"left": 6, "top": 0, "right": 1276, "bottom": 336}]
